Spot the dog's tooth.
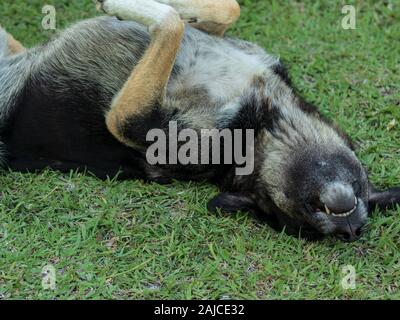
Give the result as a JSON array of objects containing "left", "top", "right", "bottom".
[
  {"left": 332, "top": 211, "right": 352, "bottom": 217},
  {"left": 329, "top": 198, "right": 358, "bottom": 218},
  {"left": 324, "top": 205, "right": 331, "bottom": 215}
]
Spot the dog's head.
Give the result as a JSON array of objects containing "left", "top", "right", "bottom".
[
  {"left": 256, "top": 143, "right": 370, "bottom": 241},
  {"left": 209, "top": 100, "right": 400, "bottom": 242}
]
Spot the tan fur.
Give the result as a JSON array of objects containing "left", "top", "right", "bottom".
[
  {"left": 106, "top": 15, "right": 185, "bottom": 147},
  {"left": 190, "top": 0, "right": 241, "bottom": 24},
  {"left": 157, "top": 0, "right": 240, "bottom": 36},
  {"left": 0, "top": 24, "right": 25, "bottom": 55},
  {"left": 190, "top": 21, "right": 230, "bottom": 37},
  {"left": 7, "top": 33, "right": 25, "bottom": 54}
]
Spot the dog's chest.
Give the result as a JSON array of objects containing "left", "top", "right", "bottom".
[{"left": 167, "top": 31, "right": 277, "bottom": 107}]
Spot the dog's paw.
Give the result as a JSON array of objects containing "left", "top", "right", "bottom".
[
  {"left": 93, "top": 0, "right": 183, "bottom": 35},
  {"left": 94, "top": 0, "right": 121, "bottom": 18},
  {"left": 94, "top": 0, "right": 106, "bottom": 12}
]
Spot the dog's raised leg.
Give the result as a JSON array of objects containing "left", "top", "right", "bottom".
[
  {"left": 155, "top": 0, "right": 241, "bottom": 36},
  {"left": 96, "top": 0, "right": 185, "bottom": 148}
]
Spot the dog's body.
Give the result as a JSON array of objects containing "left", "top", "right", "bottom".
[
  {"left": 0, "top": 16, "right": 275, "bottom": 180},
  {"left": 1, "top": 0, "right": 399, "bottom": 241}
]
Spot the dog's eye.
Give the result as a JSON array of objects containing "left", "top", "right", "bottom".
[{"left": 352, "top": 181, "right": 361, "bottom": 195}]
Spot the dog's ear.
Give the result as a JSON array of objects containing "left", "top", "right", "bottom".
[
  {"left": 207, "top": 192, "right": 257, "bottom": 214},
  {"left": 368, "top": 183, "right": 400, "bottom": 213}
]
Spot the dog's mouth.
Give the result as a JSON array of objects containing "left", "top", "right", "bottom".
[
  {"left": 306, "top": 196, "right": 358, "bottom": 218},
  {"left": 302, "top": 197, "right": 365, "bottom": 242}
]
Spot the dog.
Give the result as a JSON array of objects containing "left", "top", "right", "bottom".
[{"left": 0, "top": 0, "right": 399, "bottom": 242}]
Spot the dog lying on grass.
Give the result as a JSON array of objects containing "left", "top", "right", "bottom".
[{"left": 0, "top": 0, "right": 399, "bottom": 242}]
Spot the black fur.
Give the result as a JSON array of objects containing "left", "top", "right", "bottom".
[
  {"left": 272, "top": 62, "right": 291, "bottom": 86},
  {"left": 228, "top": 92, "right": 285, "bottom": 138},
  {"left": 207, "top": 192, "right": 257, "bottom": 214},
  {"left": 121, "top": 105, "right": 177, "bottom": 145},
  {"left": 2, "top": 71, "right": 150, "bottom": 180},
  {"left": 369, "top": 185, "right": 400, "bottom": 212}
]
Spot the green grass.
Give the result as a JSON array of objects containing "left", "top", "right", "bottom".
[{"left": 0, "top": 0, "right": 399, "bottom": 300}]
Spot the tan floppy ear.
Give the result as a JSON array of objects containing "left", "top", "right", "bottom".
[
  {"left": 368, "top": 183, "right": 400, "bottom": 213},
  {"left": 207, "top": 192, "right": 257, "bottom": 214}
]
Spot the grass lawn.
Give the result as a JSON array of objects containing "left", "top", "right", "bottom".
[{"left": 0, "top": 0, "right": 399, "bottom": 299}]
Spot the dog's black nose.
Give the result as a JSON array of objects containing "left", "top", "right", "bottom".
[
  {"left": 334, "top": 218, "right": 363, "bottom": 242},
  {"left": 320, "top": 182, "right": 356, "bottom": 214},
  {"left": 335, "top": 227, "right": 362, "bottom": 242}
]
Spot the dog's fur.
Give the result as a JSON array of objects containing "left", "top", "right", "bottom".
[{"left": 0, "top": 0, "right": 399, "bottom": 242}]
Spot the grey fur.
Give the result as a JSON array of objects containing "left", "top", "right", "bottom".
[
  {"left": 0, "top": 27, "right": 8, "bottom": 58},
  {"left": 0, "top": 56, "right": 31, "bottom": 120}
]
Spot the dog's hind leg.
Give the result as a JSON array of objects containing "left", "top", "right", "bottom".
[
  {"left": 95, "top": 0, "right": 185, "bottom": 148},
  {"left": 155, "top": 0, "right": 240, "bottom": 36},
  {"left": 0, "top": 26, "right": 25, "bottom": 57}
]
